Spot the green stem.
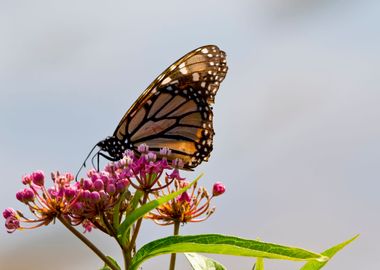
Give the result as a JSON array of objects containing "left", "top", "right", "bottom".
[
  {"left": 100, "top": 211, "right": 129, "bottom": 270},
  {"left": 125, "top": 192, "right": 149, "bottom": 269},
  {"left": 169, "top": 220, "right": 180, "bottom": 270},
  {"left": 58, "top": 215, "right": 119, "bottom": 270}
]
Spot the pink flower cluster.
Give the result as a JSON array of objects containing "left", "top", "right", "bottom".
[
  {"left": 3, "top": 167, "right": 131, "bottom": 233},
  {"left": 3, "top": 144, "right": 226, "bottom": 233}
]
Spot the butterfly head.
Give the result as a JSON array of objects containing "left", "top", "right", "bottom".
[{"left": 96, "top": 136, "right": 127, "bottom": 160}]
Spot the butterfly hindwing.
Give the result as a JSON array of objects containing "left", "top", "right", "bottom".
[{"left": 107, "top": 45, "right": 228, "bottom": 168}]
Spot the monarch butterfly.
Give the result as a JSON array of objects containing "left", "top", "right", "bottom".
[{"left": 82, "top": 45, "right": 228, "bottom": 172}]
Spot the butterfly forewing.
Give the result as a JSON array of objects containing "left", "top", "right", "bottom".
[{"left": 112, "top": 45, "right": 228, "bottom": 168}]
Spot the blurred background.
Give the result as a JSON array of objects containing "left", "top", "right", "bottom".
[{"left": 0, "top": 0, "right": 379, "bottom": 269}]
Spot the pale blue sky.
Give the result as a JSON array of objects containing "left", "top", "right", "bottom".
[{"left": 1, "top": 1, "right": 379, "bottom": 269}]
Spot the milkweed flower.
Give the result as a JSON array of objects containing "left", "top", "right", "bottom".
[
  {"left": 109, "top": 145, "right": 176, "bottom": 192},
  {"left": 146, "top": 179, "right": 225, "bottom": 225},
  {"left": 3, "top": 208, "right": 20, "bottom": 233},
  {"left": 3, "top": 145, "right": 192, "bottom": 233},
  {"left": 2, "top": 168, "right": 132, "bottom": 234}
]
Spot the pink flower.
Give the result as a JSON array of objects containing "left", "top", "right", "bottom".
[
  {"left": 31, "top": 170, "right": 45, "bottom": 186},
  {"left": 16, "top": 188, "right": 35, "bottom": 203},
  {"left": 212, "top": 182, "right": 225, "bottom": 197},
  {"left": 167, "top": 169, "right": 185, "bottom": 181},
  {"left": 82, "top": 219, "right": 94, "bottom": 233},
  {"left": 89, "top": 191, "right": 101, "bottom": 203},
  {"left": 93, "top": 179, "right": 104, "bottom": 191},
  {"left": 22, "top": 175, "right": 31, "bottom": 185},
  {"left": 137, "top": 143, "right": 149, "bottom": 153},
  {"left": 23, "top": 188, "right": 35, "bottom": 201},
  {"left": 106, "top": 184, "right": 116, "bottom": 195},
  {"left": 3, "top": 208, "right": 16, "bottom": 219},
  {"left": 160, "top": 147, "right": 171, "bottom": 156},
  {"left": 172, "top": 158, "right": 184, "bottom": 169},
  {"left": 177, "top": 191, "right": 191, "bottom": 203},
  {"left": 83, "top": 179, "right": 93, "bottom": 190},
  {"left": 147, "top": 179, "right": 216, "bottom": 225},
  {"left": 4, "top": 147, "right": 208, "bottom": 235},
  {"left": 64, "top": 188, "right": 76, "bottom": 200},
  {"left": 5, "top": 216, "right": 20, "bottom": 233},
  {"left": 147, "top": 152, "right": 157, "bottom": 162}
]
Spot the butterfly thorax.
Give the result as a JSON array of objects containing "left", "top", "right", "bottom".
[{"left": 97, "top": 136, "right": 128, "bottom": 160}]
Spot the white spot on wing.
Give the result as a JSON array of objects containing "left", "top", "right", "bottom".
[
  {"left": 192, "top": 72, "right": 200, "bottom": 81},
  {"left": 180, "top": 68, "right": 188, "bottom": 75},
  {"left": 162, "top": 77, "right": 172, "bottom": 84},
  {"left": 201, "top": 48, "right": 209, "bottom": 54}
]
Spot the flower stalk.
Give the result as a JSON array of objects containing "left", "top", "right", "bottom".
[
  {"left": 58, "top": 215, "right": 119, "bottom": 270},
  {"left": 169, "top": 220, "right": 180, "bottom": 270}
]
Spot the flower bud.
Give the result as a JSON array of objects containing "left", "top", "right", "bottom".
[
  {"left": 89, "top": 191, "right": 101, "bottom": 203},
  {"left": 83, "top": 179, "right": 93, "bottom": 190},
  {"left": 100, "top": 174, "right": 109, "bottom": 185},
  {"left": 106, "top": 184, "right": 116, "bottom": 195},
  {"left": 64, "top": 188, "right": 76, "bottom": 200},
  {"left": 212, "top": 182, "right": 225, "bottom": 197},
  {"left": 65, "top": 173, "right": 74, "bottom": 182},
  {"left": 23, "top": 188, "right": 35, "bottom": 202},
  {"left": 116, "top": 179, "right": 128, "bottom": 193},
  {"left": 82, "top": 190, "right": 91, "bottom": 200},
  {"left": 16, "top": 189, "right": 34, "bottom": 203},
  {"left": 3, "top": 208, "right": 16, "bottom": 219},
  {"left": 93, "top": 179, "right": 104, "bottom": 191},
  {"left": 16, "top": 190, "right": 24, "bottom": 202},
  {"left": 5, "top": 216, "right": 20, "bottom": 233},
  {"left": 99, "top": 190, "right": 109, "bottom": 201},
  {"left": 22, "top": 175, "right": 31, "bottom": 185},
  {"left": 31, "top": 170, "right": 44, "bottom": 186},
  {"left": 71, "top": 202, "right": 84, "bottom": 214}
]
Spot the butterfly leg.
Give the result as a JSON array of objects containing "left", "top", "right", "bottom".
[{"left": 90, "top": 151, "right": 119, "bottom": 172}]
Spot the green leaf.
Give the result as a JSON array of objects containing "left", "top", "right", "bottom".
[
  {"left": 117, "top": 174, "right": 202, "bottom": 244},
  {"left": 99, "top": 256, "right": 121, "bottom": 270},
  {"left": 255, "top": 257, "right": 264, "bottom": 270},
  {"left": 130, "top": 190, "right": 143, "bottom": 210},
  {"left": 185, "top": 252, "right": 226, "bottom": 270},
  {"left": 112, "top": 191, "right": 127, "bottom": 229},
  {"left": 130, "top": 234, "right": 327, "bottom": 270},
  {"left": 299, "top": 234, "right": 359, "bottom": 270}
]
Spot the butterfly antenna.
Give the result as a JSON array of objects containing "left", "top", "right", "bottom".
[
  {"left": 75, "top": 144, "right": 98, "bottom": 181},
  {"left": 91, "top": 149, "right": 101, "bottom": 171}
]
